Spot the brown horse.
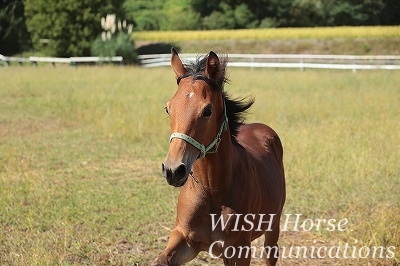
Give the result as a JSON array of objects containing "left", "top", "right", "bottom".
[{"left": 152, "top": 48, "right": 285, "bottom": 265}]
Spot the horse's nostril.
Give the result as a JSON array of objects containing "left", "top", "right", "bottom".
[
  {"left": 162, "top": 162, "right": 187, "bottom": 183},
  {"left": 162, "top": 162, "right": 172, "bottom": 179},
  {"left": 174, "top": 164, "right": 187, "bottom": 180}
]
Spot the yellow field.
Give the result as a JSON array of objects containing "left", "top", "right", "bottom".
[{"left": 132, "top": 26, "right": 400, "bottom": 41}]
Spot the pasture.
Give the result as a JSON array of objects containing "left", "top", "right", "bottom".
[
  {"left": 0, "top": 65, "right": 399, "bottom": 265},
  {"left": 132, "top": 26, "right": 400, "bottom": 41},
  {"left": 133, "top": 26, "right": 400, "bottom": 55}
]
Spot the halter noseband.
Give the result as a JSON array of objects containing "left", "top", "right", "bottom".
[{"left": 169, "top": 74, "right": 228, "bottom": 159}]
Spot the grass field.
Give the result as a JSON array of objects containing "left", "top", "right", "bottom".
[
  {"left": 0, "top": 65, "right": 399, "bottom": 265},
  {"left": 132, "top": 26, "right": 400, "bottom": 41},
  {"left": 133, "top": 26, "right": 400, "bottom": 55}
]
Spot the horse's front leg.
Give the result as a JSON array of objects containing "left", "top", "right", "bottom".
[
  {"left": 222, "top": 239, "right": 252, "bottom": 266},
  {"left": 152, "top": 229, "right": 200, "bottom": 266},
  {"left": 263, "top": 220, "right": 280, "bottom": 266},
  {"left": 223, "top": 255, "right": 251, "bottom": 266}
]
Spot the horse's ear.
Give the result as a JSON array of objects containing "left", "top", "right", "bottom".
[
  {"left": 171, "top": 47, "right": 186, "bottom": 79},
  {"left": 205, "top": 51, "right": 220, "bottom": 81}
]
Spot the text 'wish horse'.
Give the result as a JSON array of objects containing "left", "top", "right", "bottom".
[{"left": 152, "top": 48, "right": 286, "bottom": 265}]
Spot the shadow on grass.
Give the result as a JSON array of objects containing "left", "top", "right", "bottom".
[{"left": 136, "top": 42, "right": 181, "bottom": 55}]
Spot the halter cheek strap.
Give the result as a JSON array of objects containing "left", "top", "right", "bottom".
[{"left": 169, "top": 102, "right": 228, "bottom": 159}]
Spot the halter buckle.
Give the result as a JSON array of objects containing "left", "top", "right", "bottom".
[{"left": 214, "top": 137, "right": 221, "bottom": 153}]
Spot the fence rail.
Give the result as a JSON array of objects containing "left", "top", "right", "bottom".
[
  {"left": 0, "top": 54, "right": 123, "bottom": 67},
  {"left": 3, "top": 53, "right": 400, "bottom": 70},
  {"left": 138, "top": 53, "right": 400, "bottom": 71}
]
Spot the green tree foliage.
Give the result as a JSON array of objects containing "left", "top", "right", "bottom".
[
  {"left": 324, "top": 0, "right": 385, "bottom": 26},
  {"left": 124, "top": 0, "right": 201, "bottom": 30},
  {"left": 123, "top": 0, "right": 399, "bottom": 30},
  {"left": 160, "top": 0, "right": 201, "bottom": 30},
  {"left": 124, "top": 0, "right": 164, "bottom": 30},
  {"left": 0, "top": 0, "right": 30, "bottom": 55},
  {"left": 234, "top": 4, "right": 257, "bottom": 29},
  {"left": 23, "top": 0, "right": 125, "bottom": 56},
  {"left": 4, "top": 0, "right": 399, "bottom": 56},
  {"left": 290, "top": 0, "right": 325, "bottom": 27},
  {"left": 203, "top": 3, "right": 235, "bottom": 29},
  {"left": 202, "top": 2, "right": 257, "bottom": 29}
]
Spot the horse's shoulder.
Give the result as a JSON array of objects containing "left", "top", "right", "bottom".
[
  {"left": 237, "top": 122, "right": 278, "bottom": 142},
  {"left": 236, "top": 123, "right": 282, "bottom": 158}
]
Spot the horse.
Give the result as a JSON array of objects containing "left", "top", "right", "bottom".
[{"left": 152, "top": 48, "right": 286, "bottom": 266}]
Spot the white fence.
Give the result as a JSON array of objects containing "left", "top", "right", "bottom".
[
  {"left": 3, "top": 53, "right": 400, "bottom": 70},
  {"left": 0, "top": 54, "right": 123, "bottom": 67},
  {"left": 139, "top": 53, "right": 400, "bottom": 71}
]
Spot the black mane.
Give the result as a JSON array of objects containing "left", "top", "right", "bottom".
[{"left": 178, "top": 54, "right": 255, "bottom": 144}]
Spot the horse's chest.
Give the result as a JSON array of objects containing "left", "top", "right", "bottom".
[{"left": 176, "top": 197, "right": 213, "bottom": 237}]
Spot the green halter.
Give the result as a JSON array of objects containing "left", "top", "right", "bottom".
[{"left": 169, "top": 101, "right": 228, "bottom": 159}]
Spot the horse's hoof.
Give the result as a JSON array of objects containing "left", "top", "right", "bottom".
[{"left": 151, "top": 256, "right": 169, "bottom": 266}]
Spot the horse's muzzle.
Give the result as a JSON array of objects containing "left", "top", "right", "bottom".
[{"left": 162, "top": 162, "right": 188, "bottom": 187}]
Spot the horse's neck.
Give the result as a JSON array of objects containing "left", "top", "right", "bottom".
[{"left": 190, "top": 131, "right": 236, "bottom": 197}]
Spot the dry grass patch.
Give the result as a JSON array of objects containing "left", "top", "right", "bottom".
[{"left": 0, "top": 67, "right": 399, "bottom": 265}]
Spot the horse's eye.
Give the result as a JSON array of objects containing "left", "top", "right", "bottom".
[
  {"left": 164, "top": 106, "right": 169, "bottom": 115},
  {"left": 203, "top": 106, "right": 212, "bottom": 118}
]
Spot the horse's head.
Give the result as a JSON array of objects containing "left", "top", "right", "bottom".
[{"left": 162, "top": 48, "right": 228, "bottom": 187}]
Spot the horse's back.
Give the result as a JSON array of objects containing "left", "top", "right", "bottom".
[{"left": 236, "top": 123, "right": 286, "bottom": 215}]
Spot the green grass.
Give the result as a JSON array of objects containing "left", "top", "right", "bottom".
[{"left": 0, "top": 66, "right": 399, "bottom": 265}]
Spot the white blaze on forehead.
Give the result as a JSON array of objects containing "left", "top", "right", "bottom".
[{"left": 188, "top": 92, "right": 194, "bottom": 98}]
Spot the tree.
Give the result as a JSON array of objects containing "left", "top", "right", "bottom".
[
  {"left": 124, "top": 0, "right": 164, "bottom": 30},
  {"left": 160, "top": 0, "right": 201, "bottom": 30},
  {"left": 234, "top": 4, "right": 257, "bottom": 29},
  {"left": 190, "top": 0, "right": 219, "bottom": 18},
  {"left": 124, "top": 0, "right": 201, "bottom": 31},
  {"left": 289, "top": 0, "right": 325, "bottom": 27},
  {"left": 0, "top": 0, "right": 30, "bottom": 55},
  {"left": 323, "top": 0, "right": 385, "bottom": 26},
  {"left": 380, "top": 0, "right": 400, "bottom": 25},
  {"left": 202, "top": 2, "right": 256, "bottom": 29},
  {"left": 123, "top": 0, "right": 400, "bottom": 30},
  {"left": 23, "top": 0, "right": 125, "bottom": 57}
]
